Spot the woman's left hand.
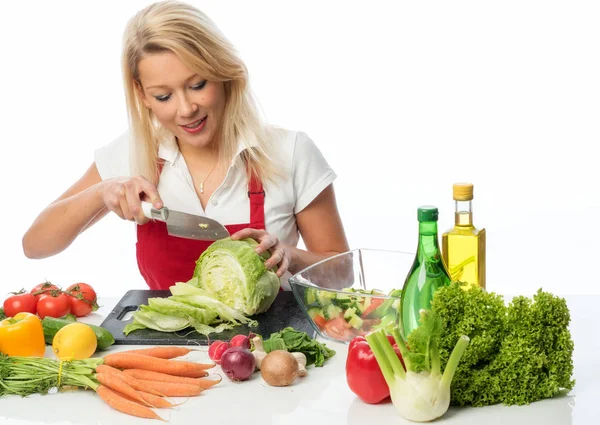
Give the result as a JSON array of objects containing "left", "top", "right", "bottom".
[{"left": 230, "top": 228, "right": 293, "bottom": 277}]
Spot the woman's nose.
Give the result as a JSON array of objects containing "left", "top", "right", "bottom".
[{"left": 177, "top": 94, "right": 198, "bottom": 117}]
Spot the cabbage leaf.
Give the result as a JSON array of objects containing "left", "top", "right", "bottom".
[{"left": 191, "top": 237, "right": 280, "bottom": 315}]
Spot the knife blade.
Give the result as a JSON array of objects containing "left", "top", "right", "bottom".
[{"left": 141, "top": 201, "right": 230, "bottom": 241}]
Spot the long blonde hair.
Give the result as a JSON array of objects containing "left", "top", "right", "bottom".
[{"left": 122, "top": 0, "right": 280, "bottom": 185}]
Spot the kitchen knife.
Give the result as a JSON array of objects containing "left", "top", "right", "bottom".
[{"left": 141, "top": 201, "right": 230, "bottom": 241}]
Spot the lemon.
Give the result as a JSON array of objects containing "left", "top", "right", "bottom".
[{"left": 52, "top": 323, "right": 97, "bottom": 360}]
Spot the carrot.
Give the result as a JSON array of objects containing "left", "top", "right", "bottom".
[
  {"left": 191, "top": 376, "right": 222, "bottom": 390},
  {"left": 123, "top": 369, "right": 212, "bottom": 385},
  {"left": 96, "top": 385, "right": 166, "bottom": 421},
  {"left": 96, "top": 365, "right": 166, "bottom": 397},
  {"left": 103, "top": 352, "right": 214, "bottom": 377},
  {"left": 135, "top": 390, "right": 181, "bottom": 409},
  {"left": 118, "top": 346, "right": 198, "bottom": 359},
  {"left": 96, "top": 373, "right": 153, "bottom": 407},
  {"left": 134, "top": 379, "right": 205, "bottom": 397},
  {"left": 194, "top": 376, "right": 222, "bottom": 390}
]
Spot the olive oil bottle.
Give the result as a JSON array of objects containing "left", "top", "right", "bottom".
[
  {"left": 401, "top": 206, "right": 452, "bottom": 339},
  {"left": 442, "top": 183, "right": 486, "bottom": 289}
]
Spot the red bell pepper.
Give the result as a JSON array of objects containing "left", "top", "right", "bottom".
[{"left": 346, "top": 334, "right": 405, "bottom": 404}]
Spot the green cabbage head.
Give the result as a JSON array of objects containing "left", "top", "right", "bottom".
[{"left": 191, "top": 237, "right": 280, "bottom": 315}]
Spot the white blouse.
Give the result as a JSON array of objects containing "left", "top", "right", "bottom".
[{"left": 93, "top": 126, "right": 337, "bottom": 288}]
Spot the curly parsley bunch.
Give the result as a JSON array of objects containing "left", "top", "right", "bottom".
[{"left": 429, "top": 282, "right": 575, "bottom": 407}]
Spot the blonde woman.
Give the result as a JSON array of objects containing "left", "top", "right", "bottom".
[{"left": 22, "top": 0, "right": 349, "bottom": 290}]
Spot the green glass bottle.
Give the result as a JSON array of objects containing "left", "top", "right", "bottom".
[{"left": 400, "top": 206, "right": 452, "bottom": 339}]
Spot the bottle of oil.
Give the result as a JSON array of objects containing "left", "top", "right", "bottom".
[
  {"left": 400, "top": 206, "right": 452, "bottom": 339},
  {"left": 442, "top": 183, "right": 486, "bottom": 289}
]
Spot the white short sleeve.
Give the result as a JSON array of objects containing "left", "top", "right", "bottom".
[
  {"left": 292, "top": 131, "right": 337, "bottom": 214},
  {"left": 94, "top": 132, "right": 132, "bottom": 180}
]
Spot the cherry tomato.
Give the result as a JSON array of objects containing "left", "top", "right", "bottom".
[
  {"left": 31, "top": 281, "right": 60, "bottom": 300},
  {"left": 65, "top": 283, "right": 98, "bottom": 317},
  {"left": 3, "top": 292, "right": 37, "bottom": 316},
  {"left": 36, "top": 293, "right": 71, "bottom": 319}
]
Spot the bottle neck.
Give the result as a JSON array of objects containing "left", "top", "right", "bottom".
[
  {"left": 455, "top": 200, "right": 473, "bottom": 226},
  {"left": 418, "top": 221, "right": 441, "bottom": 258}
]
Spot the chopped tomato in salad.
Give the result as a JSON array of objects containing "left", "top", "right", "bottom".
[{"left": 305, "top": 287, "right": 401, "bottom": 341}]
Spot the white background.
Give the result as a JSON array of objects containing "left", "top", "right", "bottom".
[{"left": 1, "top": 0, "right": 598, "bottom": 298}]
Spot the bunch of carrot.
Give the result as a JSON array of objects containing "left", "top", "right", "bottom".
[{"left": 95, "top": 346, "right": 220, "bottom": 421}]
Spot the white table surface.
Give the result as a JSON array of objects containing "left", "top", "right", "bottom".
[{"left": 0, "top": 294, "right": 598, "bottom": 425}]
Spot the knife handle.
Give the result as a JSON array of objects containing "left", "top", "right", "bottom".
[{"left": 141, "top": 201, "right": 169, "bottom": 221}]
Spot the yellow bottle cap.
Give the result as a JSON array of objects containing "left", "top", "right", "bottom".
[{"left": 453, "top": 183, "right": 474, "bottom": 201}]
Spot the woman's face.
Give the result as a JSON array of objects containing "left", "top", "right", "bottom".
[{"left": 137, "top": 51, "right": 226, "bottom": 149}]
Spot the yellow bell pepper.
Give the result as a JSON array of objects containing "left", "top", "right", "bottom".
[{"left": 0, "top": 312, "right": 46, "bottom": 357}]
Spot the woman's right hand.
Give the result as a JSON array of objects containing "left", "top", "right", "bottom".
[{"left": 101, "top": 176, "right": 163, "bottom": 224}]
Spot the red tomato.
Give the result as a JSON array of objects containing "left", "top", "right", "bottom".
[
  {"left": 361, "top": 298, "right": 385, "bottom": 318},
  {"left": 30, "top": 281, "right": 60, "bottom": 300},
  {"left": 36, "top": 293, "right": 71, "bottom": 319},
  {"left": 66, "top": 283, "right": 98, "bottom": 317},
  {"left": 323, "top": 315, "right": 355, "bottom": 341},
  {"left": 3, "top": 293, "right": 37, "bottom": 316},
  {"left": 313, "top": 314, "right": 327, "bottom": 330}
]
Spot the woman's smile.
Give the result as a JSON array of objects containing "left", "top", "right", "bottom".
[{"left": 180, "top": 115, "right": 208, "bottom": 134}]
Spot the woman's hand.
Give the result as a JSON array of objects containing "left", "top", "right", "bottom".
[
  {"left": 101, "top": 176, "right": 163, "bottom": 224},
  {"left": 231, "top": 228, "right": 293, "bottom": 277}
]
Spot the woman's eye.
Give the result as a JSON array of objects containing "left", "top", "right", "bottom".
[
  {"left": 191, "top": 80, "right": 207, "bottom": 91},
  {"left": 154, "top": 94, "right": 171, "bottom": 102}
]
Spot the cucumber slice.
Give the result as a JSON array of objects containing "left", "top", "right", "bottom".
[
  {"left": 351, "top": 300, "right": 365, "bottom": 316},
  {"left": 336, "top": 291, "right": 353, "bottom": 300},
  {"left": 307, "top": 306, "right": 324, "bottom": 322},
  {"left": 305, "top": 288, "right": 318, "bottom": 305},
  {"left": 316, "top": 290, "right": 336, "bottom": 306},
  {"left": 323, "top": 304, "right": 342, "bottom": 320},
  {"left": 343, "top": 307, "right": 357, "bottom": 320},
  {"left": 348, "top": 314, "right": 364, "bottom": 330},
  {"left": 333, "top": 297, "right": 353, "bottom": 309}
]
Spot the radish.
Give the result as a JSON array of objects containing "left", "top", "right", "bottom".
[
  {"left": 230, "top": 334, "right": 251, "bottom": 349},
  {"left": 208, "top": 340, "right": 230, "bottom": 364}
]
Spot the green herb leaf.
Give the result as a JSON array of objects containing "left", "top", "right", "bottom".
[{"left": 261, "top": 327, "right": 335, "bottom": 367}]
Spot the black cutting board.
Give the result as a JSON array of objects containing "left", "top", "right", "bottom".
[{"left": 100, "top": 290, "right": 316, "bottom": 345}]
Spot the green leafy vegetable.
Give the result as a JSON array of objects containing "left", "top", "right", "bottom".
[
  {"left": 147, "top": 297, "right": 218, "bottom": 324},
  {"left": 124, "top": 237, "right": 281, "bottom": 338},
  {"left": 170, "top": 283, "right": 256, "bottom": 326},
  {"left": 191, "top": 237, "right": 280, "bottom": 315},
  {"left": 261, "top": 327, "right": 336, "bottom": 367},
  {"left": 431, "top": 282, "right": 575, "bottom": 406},
  {"left": 123, "top": 282, "right": 258, "bottom": 337},
  {"left": 125, "top": 306, "right": 191, "bottom": 334}
]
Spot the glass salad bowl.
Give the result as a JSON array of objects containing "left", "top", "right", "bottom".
[{"left": 288, "top": 249, "right": 415, "bottom": 343}]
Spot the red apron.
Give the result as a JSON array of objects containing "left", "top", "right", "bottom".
[{"left": 136, "top": 167, "right": 266, "bottom": 290}]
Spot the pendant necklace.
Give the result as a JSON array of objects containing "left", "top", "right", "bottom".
[{"left": 199, "top": 161, "right": 218, "bottom": 194}]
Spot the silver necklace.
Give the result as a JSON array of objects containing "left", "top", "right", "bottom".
[{"left": 199, "top": 161, "right": 218, "bottom": 194}]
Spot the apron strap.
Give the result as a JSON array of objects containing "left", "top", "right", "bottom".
[{"left": 248, "top": 174, "right": 265, "bottom": 227}]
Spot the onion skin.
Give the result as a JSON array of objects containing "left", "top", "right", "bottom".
[{"left": 220, "top": 346, "right": 256, "bottom": 381}]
